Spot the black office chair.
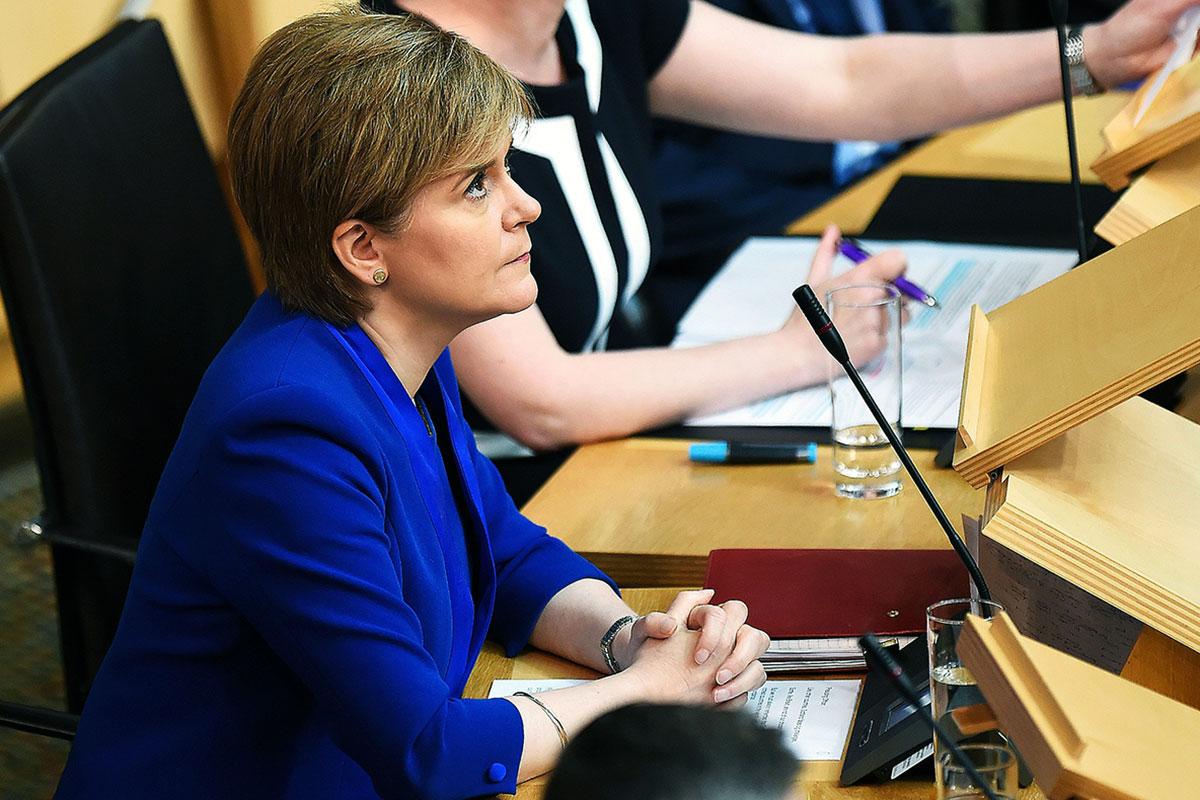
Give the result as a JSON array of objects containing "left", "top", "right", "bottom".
[{"left": 0, "top": 18, "right": 254, "bottom": 717}]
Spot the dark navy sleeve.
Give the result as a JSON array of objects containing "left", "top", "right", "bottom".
[
  {"left": 169, "top": 385, "right": 524, "bottom": 800},
  {"left": 637, "top": 0, "right": 692, "bottom": 76}
]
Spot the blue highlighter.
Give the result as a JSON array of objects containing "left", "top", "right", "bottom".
[{"left": 689, "top": 441, "right": 818, "bottom": 465}]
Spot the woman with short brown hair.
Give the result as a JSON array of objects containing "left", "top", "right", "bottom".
[{"left": 55, "top": 9, "right": 768, "bottom": 799}]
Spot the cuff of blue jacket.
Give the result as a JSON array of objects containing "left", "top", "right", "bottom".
[{"left": 439, "top": 696, "right": 524, "bottom": 797}]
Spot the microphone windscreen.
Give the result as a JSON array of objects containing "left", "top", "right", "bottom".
[{"left": 792, "top": 284, "right": 850, "bottom": 363}]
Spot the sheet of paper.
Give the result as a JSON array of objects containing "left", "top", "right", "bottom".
[
  {"left": 1134, "top": 8, "right": 1200, "bottom": 125},
  {"left": 489, "top": 678, "right": 860, "bottom": 761},
  {"left": 673, "top": 237, "right": 1076, "bottom": 429}
]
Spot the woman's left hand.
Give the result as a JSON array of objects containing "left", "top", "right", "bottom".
[
  {"left": 616, "top": 589, "right": 771, "bottom": 706},
  {"left": 1088, "top": 0, "right": 1200, "bottom": 89}
]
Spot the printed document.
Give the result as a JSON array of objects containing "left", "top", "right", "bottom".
[
  {"left": 673, "top": 237, "right": 1076, "bottom": 429},
  {"left": 489, "top": 678, "right": 860, "bottom": 760}
]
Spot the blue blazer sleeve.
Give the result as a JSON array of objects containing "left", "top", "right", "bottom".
[
  {"left": 465, "top": 431, "right": 620, "bottom": 657},
  {"left": 168, "top": 384, "right": 523, "bottom": 800},
  {"left": 431, "top": 350, "right": 619, "bottom": 657}
]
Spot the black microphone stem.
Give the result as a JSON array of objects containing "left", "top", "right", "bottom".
[
  {"left": 1052, "top": 9, "right": 1089, "bottom": 263},
  {"left": 841, "top": 361, "right": 993, "bottom": 603}
]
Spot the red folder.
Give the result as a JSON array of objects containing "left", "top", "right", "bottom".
[{"left": 704, "top": 549, "right": 971, "bottom": 638}]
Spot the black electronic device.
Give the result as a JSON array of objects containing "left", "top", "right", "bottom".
[
  {"left": 840, "top": 637, "right": 1035, "bottom": 787},
  {"left": 856, "top": 636, "right": 1003, "bottom": 800},
  {"left": 840, "top": 637, "right": 937, "bottom": 784}
]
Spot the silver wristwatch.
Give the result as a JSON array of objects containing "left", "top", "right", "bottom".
[
  {"left": 600, "top": 615, "right": 638, "bottom": 673},
  {"left": 1065, "top": 26, "right": 1102, "bottom": 96}
]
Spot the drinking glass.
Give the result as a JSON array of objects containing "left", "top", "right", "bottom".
[
  {"left": 939, "top": 744, "right": 1018, "bottom": 799},
  {"left": 827, "top": 284, "right": 902, "bottom": 499},
  {"left": 927, "top": 598, "right": 1006, "bottom": 799}
]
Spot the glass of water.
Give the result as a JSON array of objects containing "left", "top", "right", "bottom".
[
  {"left": 826, "top": 283, "right": 902, "bottom": 499},
  {"left": 939, "top": 744, "right": 1018, "bottom": 799},
  {"left": 927, "top": 598, "right": 1007, "bottom": 799}
]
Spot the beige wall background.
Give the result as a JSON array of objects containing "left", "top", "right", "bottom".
[{"left": 0, "top": 0, "right": 325, "bottom": 157}]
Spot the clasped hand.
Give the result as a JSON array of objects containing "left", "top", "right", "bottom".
[{"left": 616, "top": 589, "right": 770, "bottom": 707}]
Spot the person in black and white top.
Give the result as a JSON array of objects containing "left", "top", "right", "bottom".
[{"left": 370, "top": 0, "right": 1191, "bottom": 456}]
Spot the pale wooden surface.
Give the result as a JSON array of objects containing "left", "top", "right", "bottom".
[
  {"left": 522, "top": 439, "right": 983, "bottom": 587},
  {"left": 985, "top": 397, "right": 1200, "bottom": 656},
  {"left": 788, "top": 93, "right": 1129, "bottom": 237},
  {"left": 467, "top": 588, "right": 1047, "bottom": 800},
  {"left": 1096, "top": 137, "right": 1200, "bottom": 245},
  {"left": 952, "top": 202, "right": 1200, "bottom": 487},
  {"left": 1093, "top": 56, "right": 1200, "bottom": 189},
  {"left": 961, "top": 613, "right": 1200, "bottom": 799}
]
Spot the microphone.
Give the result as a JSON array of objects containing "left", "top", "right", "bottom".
[
  {"left": 1049, "top": 0, "right": 1089, "bottom": 263},
  {"left": 860, "top": 634, "right": 1003, "bottom": 800},
  {"left": 793, "top": 284, "right": 993, "bottom": 603}
]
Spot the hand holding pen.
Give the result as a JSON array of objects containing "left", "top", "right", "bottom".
[{"left": 837, "top": 236, "right": 940, "bottom": 309}]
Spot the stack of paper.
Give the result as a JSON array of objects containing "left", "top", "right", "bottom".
[
  {"left": 672, "top": 237, "right": 1075, "bottom": 430},
  {"left": 762, "top": 636, "right": 917, "bottom": 673},
  {"left": 489, "top": 678, "right": 861, "bottom": 761}
]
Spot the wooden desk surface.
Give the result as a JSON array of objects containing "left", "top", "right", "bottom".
[
  {"left": 466, "top": 588, "right": 1046, "bottom": 800},
  {"left": 503, "top": 95, "right": 1193, "bottom": 795},
  {"left": 523, "top": 440, "right": 981, "bottom": 587}
]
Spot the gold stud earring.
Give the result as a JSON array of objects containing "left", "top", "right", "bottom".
[{"left": 372, "top": 269, "right": 388, "bottom": 286}]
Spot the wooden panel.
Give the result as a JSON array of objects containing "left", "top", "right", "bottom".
[
  {"left": 1093, "top": 56, "right": 1200, "bottom": 189},
  {"left": 1095, "top": 137, "right": 1200, "bottom": 246},
  {"left": 984, "top": 398, "right": 1200, "bottom": 654},
  {"left": 522, "top": 439, "right": 983, "bottom": 587},
  {"left": 952, "top": 205, "right": 1200, "bottom": 486},
  {"left": 961, "top": 613, "right": 1200, "bottom": 799},
  {"left": 1121, "top": 625, "right": 1200, "bottom": 710},
  {"left": 204, "top": 0, "right": 326, "bottom": 119}
]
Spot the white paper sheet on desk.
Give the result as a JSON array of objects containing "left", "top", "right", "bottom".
[
  {"left": 673, "top": 237, "right": 1076, "bottom": 429},
  {"left": 489, "top": 678, "right": 861, "bottom": 760}
]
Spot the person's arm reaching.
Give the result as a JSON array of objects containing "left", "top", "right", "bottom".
[
  {"left": 649, "top": 0, "right": 1196, "bottom": 142},
  {"left": 451, "top": 225, "right": 903, "bottom": 450}
]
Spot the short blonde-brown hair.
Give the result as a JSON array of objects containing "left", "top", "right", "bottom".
[{"left": 228, "top": 6, "right": 533, "bottom": 325}]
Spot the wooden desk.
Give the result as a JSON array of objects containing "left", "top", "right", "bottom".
[
  {"left": 523, "top": 440, "right": 981, "bottom": 588},
  {"left": 523, "top": 95, "right": 1199, "bottom": 590},
  {"left": 466, "top": 588, "right": 1046, "bottom": 800}
]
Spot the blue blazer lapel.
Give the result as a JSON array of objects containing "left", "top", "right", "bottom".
[{"left": 430, "top": 351, "right": 497, "bottom": 660}]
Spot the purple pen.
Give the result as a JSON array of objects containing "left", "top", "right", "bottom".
[{"left": 836, "top": 237, "right": 940, "bottom": 309}]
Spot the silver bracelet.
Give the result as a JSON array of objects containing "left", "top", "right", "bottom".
[
  {"left": 1066, "top": 26, "right": 1102, "bottom": 96},
  {"left": 600, "top": 614, "right": 638, "bottom": 674},
  {"left": 513, "top": 691, "right": 568, "bottom": 750}
]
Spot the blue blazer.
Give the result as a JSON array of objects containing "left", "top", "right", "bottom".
[{"left": 56, "top": 294, "right": 615, "bottom": 800}]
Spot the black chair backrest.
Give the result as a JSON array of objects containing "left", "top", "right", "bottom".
[{"left": 0, "top": 18, "right": 254, "bottom": 707}]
